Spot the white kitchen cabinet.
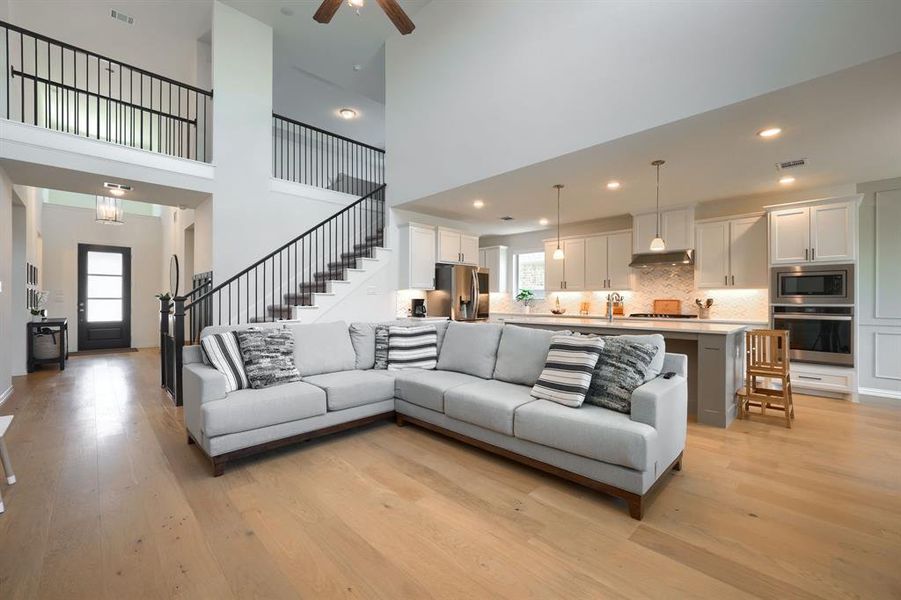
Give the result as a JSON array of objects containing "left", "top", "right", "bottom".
[
  {"left": 633, "top": 207, "right": 695, "bottom": 253},
  {"left": 768, "top": 197, "right": 858, "bottom": 265},
  {"left": 436, "top": 227, "right": 480, "bottom": 265},
  {"left": 544, "top": 241, "right": 565, "bottom": 291},
  {"left": 563, "top": 239, "right": 585, "bottom": 290},
  {"left": 585, "top": 231, "right": 633, "bottom": 290},
  {"left": 398, "top": 223, "right": 437, "bottom": 290},
  {"left": 460, "top": 234, "right": 480, "bottom": 265},
  {"left": 696, "top": 216, "right": 767, "bottom": 288},
  {"left": 479, "top": 246, "right": 508, "bottom": 293}
]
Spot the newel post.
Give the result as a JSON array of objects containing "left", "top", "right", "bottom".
[
  {"left": 159, "top": 297, "right": 170, "bottom": 388},
  {"left": 173, "top": 296, "right": 186, "bottom": 406}
]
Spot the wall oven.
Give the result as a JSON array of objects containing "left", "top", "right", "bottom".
[
  {"left": 771, "top": 306, "right": 853, "bottom": 367},
  {"left": 771, "top": 263, "right": 854, "bottom": 305}
]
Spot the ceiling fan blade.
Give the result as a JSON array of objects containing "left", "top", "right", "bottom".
[
  {"left": 375, "top": 0, "right": 415, "bottom": 35},
  {"left": 313, "top": 0, "right": 343, "bottom": 24}
]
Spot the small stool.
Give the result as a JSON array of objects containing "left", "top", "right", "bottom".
[{"left": 0, "top": 415, "right": 16, "bottom": 513}]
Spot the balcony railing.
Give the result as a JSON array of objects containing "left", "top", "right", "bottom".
[
  {"left": 272, "top": 113, "right": 385, "bottom": 195},
  {"left": 1, "top": 20, "right": 212, "bottom": 162}
]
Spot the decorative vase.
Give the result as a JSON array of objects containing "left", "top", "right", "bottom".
[
  {"left": 698, "top": 307, "right": 711, "bottom": 319},
  {"left": 524, "top": 305, "right": 531, "bottom": 314},
  {"left": 32, "top": 314, "right": 43, "bottom": 322}
]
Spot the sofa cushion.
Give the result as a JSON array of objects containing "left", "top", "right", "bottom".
[
  {"left": 493, "top": 325, "right": 565, "bottom": 386},
  {"left": 444, "top": 380, "right": 536, "bottom": 436},
  {"left": 303, "top": 370, "right": 396, "bottom": 411},
  {"left": 530, "top": 334, "right": 605, "bottom": 407},
  {"left": 616, "top": 334, "right": 665, "bottom": 380},
  {"left": 285, "top": 321, "right": 356, "bottom": 376},
  {"left": 393, "top": 369, "right": 484, "bottom": 412},
  {"left": 202, "top": 381, "right": 326, "bottom": 437},
  {"left": 349, "top": 322, "right": 377, "bottom": 369},
  {"left": 586, "top": 338, "right": 657, "bottom": 414},
  {"left": 436, "top": 321, "right": 503, "bottom": 379},
  {"left": 514, "top": 400, "right": 656, "bottom": 471},
  {"left": 235, "top": 328, "right": 302, "bottom": 389}
]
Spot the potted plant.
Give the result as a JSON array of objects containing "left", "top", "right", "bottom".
[
  {"left": 156, "top": 292, "right": 173, "bottom": 314},
  {"left": 515, "top": 289, "right": 535, "bottom": 314},
  {"left": 30, "top": 290, "right": 49, "bottom": 322}
]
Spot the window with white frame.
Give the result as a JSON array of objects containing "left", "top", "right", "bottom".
[{"left": 514, "top": 251, "right": 545, "bottom": 297}]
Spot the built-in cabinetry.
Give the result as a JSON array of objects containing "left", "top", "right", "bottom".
[
  {"left": 695, "top": 215, "right": 767, "bottom": 288},
  {"left": 632, "top": 206, "right": 695, "bottom": 254},
  {"left": 437, "top": 227, "right": 479, "bottom": 265},
  {"left": 479, "top": 246, "right": 508, "bottom": 293},
  {"left": 398, "top": 223, "right": 437, "bottom": 290},
  {"left": 767, "top": 197, "right": 858, "bottom": 265},
  {"left": 545, "top": 231, "right": 632, "bottom": 291}
]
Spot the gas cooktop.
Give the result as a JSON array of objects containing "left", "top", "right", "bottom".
[{"left": 629, "top": 313, "right": 699, "bottom": 319}]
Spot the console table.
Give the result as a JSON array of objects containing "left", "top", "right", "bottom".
[{"left": 26, "top": 318, "right": 68, "bottom": 373}]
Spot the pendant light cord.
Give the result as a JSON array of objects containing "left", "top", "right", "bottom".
[
  {"left": 655, "top": 162, "right": 660, "bottom": 237},
  {"left": 556, "top": 186, "right": 561, "bottom": 249}
]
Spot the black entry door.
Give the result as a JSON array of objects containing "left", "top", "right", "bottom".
[{"left": 77, "top": 244, "right": 132, "bottom": 350}]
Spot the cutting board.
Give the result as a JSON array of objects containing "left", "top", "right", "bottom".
[{"left": 653, "top": 299, "right": 682, "bottom": 315}]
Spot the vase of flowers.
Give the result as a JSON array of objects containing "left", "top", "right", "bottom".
[
  {"left": 515, "top": 289, "right": 535, "bottom": 314},
  {"left": 30, "top": 290, "right": 49, "bottom": 322}
]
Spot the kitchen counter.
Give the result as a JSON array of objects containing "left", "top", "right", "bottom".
[
  {"left": 494, "top": 315, "right": 749, "bottom": 335},
  {"left": 490, "top": 312, "right": 767, "bottom": 327}
]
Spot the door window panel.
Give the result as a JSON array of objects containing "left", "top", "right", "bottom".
[
  {"left": 87, "top": 299, "right": 123, "bottom": 322},
  {"left": 87, "top": 251, "right": 123, "bottom": 275},
  {"left": 87, "top": 275, "right": 122, "bottom": 298}
]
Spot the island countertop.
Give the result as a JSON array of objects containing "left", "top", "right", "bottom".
[{"left": 494, "top": 315, "right": 749, "bottom": 335}]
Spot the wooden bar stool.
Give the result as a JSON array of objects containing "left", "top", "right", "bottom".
[
  {"left": 0, "top": 415, "right": 16, "bottom": 513},
  {"left": 736, "top": 329, "right": 795, "bottom": 428}
]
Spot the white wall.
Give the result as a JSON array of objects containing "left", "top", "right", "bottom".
[
  {"left": 9, "top": 186, "right": 43, "bottom": 375},
  {"left": 384, "top": 1, "right": 901, "bottom": 205},
  {"left": 42, "top": 204, "right": 162, "bottom": 351},
  {"left": 0, "top": 166, "right": 14, "bottom": 399}
]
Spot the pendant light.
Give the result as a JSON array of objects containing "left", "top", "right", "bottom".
[
  {"left": 95, "top": 196, "right": 124, "bottom": 225},
  {"left": 552, "top": 184, "right": 565, "bottom": 260},
  {"left": 649, "top": 160, "right": 666, "bottom": 252}
]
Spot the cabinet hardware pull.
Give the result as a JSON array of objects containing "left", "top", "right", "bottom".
[
  {"left": 805, "top": 248, "right": 809, "bottom": 261},
  {"left": 731, "top": 275, "right": 735, "bottom": 286},
  {"left": 798, "top": 375, "right": 822, "bottom": 381},
  {"left": 725, "top": 275, "right": 728, "bottom": 285},
  {"left": 811, "top": 248, "right": 815, "bottom": 261}
]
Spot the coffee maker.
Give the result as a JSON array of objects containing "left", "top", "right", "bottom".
[{"left": 411, "top": 298, "right": 427, "bottom": 318}]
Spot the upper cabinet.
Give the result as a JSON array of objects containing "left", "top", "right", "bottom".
[
  {"left": 437, "top": 227, "right": 479, "bottom": 265},
  {"left": 696, "top": 216, "right": 767, "bottom": 288},
  {"left": 768, "top": 196, "right": 860, "bottom": 265},
  {"left": 546, "top": 231, "right": 632, "bottom": 291},
  {"left": 633, "top": 207, "right": 695, "bottom": 254},
  {"left": 398, "top": 223, "right": 437, "bottom": 290},
  {"left": 479, "top": 246, "right": 508, "bottom": 293}
]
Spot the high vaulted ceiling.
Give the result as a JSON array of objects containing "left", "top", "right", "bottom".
[
  {"left": 224, "top": 0, "right": 429, "bottom": 104},
  {"left": 397, "top": 52, "right": 901, "bottom": 235}
]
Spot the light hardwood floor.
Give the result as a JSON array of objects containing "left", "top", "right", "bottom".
[{"left": 0, "top": 349, "right": 899, "bottom": 599}]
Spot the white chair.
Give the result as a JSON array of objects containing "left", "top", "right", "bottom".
[{"left": 0, "top": 415, "right": 16, "bottom": 513}]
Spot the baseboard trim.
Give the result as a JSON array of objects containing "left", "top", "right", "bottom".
[
  {"left": 0, "top": 385, "right": 13, "bottom": 407},
  {"left": 858, "top": 387, "right": 901, "bottom": 401}
]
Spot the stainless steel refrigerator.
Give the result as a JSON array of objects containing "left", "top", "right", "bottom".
[{"left": 427, "top": 264, "right": 490, "bottom": 321}]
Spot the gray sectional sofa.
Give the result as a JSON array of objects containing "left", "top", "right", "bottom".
[{"left": 182, "top": 319, "right": 687, "bottom": 519}]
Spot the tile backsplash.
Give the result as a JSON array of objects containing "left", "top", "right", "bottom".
[{"left": 490, "top": 264, "right": 768, "bottom": 322}]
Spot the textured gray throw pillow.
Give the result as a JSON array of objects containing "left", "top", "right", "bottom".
[
  {"left": 586, "top": 338, "right": 657, "bottom": 414},
  {"left": 235, "top": 328, "right": 302, "bottom": 389},
  {"left": 373, "top": 325, "right": 390, "bottom": 369}
]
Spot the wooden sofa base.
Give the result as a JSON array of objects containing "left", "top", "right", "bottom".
[
  {"left": 396, "top": 413, "right": 682, "bottom": 520},
  {"left": 187, "top": 411, "right": 395, "bottom": 477}
]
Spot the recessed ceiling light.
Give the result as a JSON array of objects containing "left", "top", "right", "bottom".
[
  {"left": 280, "top": 6, "right": 294, "bottom": 16},
  {"left": 348, "top": 0, "right": 365, "bottom": 8},
  {"left": 758, "top": 127, "right": 782, "bottom": 138},
  {"left": 539, "top": 218, "right": 549, "bottom": 226},
  {"left": 338, "top": 108, "right": 357, "bottom": 120},
  {"left": 779, "top": 175, "right": 795, "bottom": 185},
  {"left": 473, "top": 199, "right": 484, "bottom": 208},
  {"left": 606, "top": 181, "right": 621, "bottom": 190}
]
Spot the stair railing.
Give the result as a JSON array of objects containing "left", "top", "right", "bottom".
[{"left": 164, "top": 184, "right": 386, "bottom": 405}]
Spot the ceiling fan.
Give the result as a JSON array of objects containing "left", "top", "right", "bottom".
[{"left": 313, "top": 0, "right": 415, "bottom": 35}]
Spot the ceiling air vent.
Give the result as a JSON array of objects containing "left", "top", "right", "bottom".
[
  {"left": 776, "top": 158, "right": 807, "bottom": 171},
  {"left": 499, "top": 216, "right": 514, "bottom": 221},
  {"left": 110, "top": 9, "right": 135, "bottom": 25}
]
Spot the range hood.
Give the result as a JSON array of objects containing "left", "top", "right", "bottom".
[{"left": 629, "top": 249, "right": 694, "bottom": 268}]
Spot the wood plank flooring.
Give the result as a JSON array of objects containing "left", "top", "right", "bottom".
[{"left": 0, "top": 349, "right": 899, "bottom": 599}]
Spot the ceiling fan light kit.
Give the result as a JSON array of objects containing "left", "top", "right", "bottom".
[{"left": 313, "top": 0, "right": 415, "bottom": 34}]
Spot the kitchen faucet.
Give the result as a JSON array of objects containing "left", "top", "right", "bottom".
[{"left": 606, "top": 292, "right": 623, "bottom": 322}]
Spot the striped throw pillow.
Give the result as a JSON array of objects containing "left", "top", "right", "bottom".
[
  {"left": 530, "top": 334, "right": 605, "bottom": 407},
  {"left": 200, "top": 332, "right": 249, "bottom": 392},
  {"left": 388, "top": 325, "right": 438, "bottom": 370}
]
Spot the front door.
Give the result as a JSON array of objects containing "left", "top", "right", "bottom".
[{"left": 77, "top": 244, "right": 131, "bottom": 350}]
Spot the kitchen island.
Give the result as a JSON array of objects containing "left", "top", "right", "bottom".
[{"left": 495, "top": 315, "right": 747, "bottom": 428}]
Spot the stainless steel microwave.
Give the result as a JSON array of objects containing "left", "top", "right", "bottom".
[{"left": 770, "top": 264, "right": 854, "bottom": 305}]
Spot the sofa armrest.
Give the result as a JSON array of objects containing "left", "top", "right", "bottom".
[
  {"left": 630, "top": 372, "right": 687, "bottom": 475},
  {"left": 183, "top": 344, "right": 204, "bottom": 365},
  {"left": 183, "top": 362, "right": 227, "bottom": 442},
  {"left": 661, "top": 352, "right": 687, "bottom": 378}
]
